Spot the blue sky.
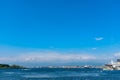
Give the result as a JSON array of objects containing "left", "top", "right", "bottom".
[{"left": 0, "top": 0, "right": 120, "bottom": 66}]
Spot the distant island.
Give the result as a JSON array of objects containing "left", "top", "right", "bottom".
[{"left": 0, "top": 64, "right": 25, "bottom": 69}]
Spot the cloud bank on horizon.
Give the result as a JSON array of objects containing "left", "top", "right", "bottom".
[
  {"left": 0, "top": 50, "right": 96, "bottom": 62},
  {"left": 0, "top": 48, "right": 118, "bottom": 66}
]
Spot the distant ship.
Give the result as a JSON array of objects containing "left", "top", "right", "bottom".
[{"left": 103, "top": 59, "right": 120, "bottom": 70}]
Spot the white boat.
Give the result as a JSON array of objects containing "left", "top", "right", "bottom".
[{"left": 103, "top": 59, "right": 120, "bottom": 70}]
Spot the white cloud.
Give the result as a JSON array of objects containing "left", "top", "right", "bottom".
[
  {"left": 95, "top": 37, "right": 104, "bottom": 41},
  {"left": 0, "top": 51, "right": 96, "bottom": 63},
  {"left": 1, "top": 45, "right": 116, "bottom": 65}
]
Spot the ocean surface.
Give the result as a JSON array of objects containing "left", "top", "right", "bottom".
[{"left": 0, "top": 68, "right": 120, "bottom": 80}]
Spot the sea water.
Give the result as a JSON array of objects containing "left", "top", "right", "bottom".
[{"left": 0, "top": 68, "right": 120, "bottom": 80}]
